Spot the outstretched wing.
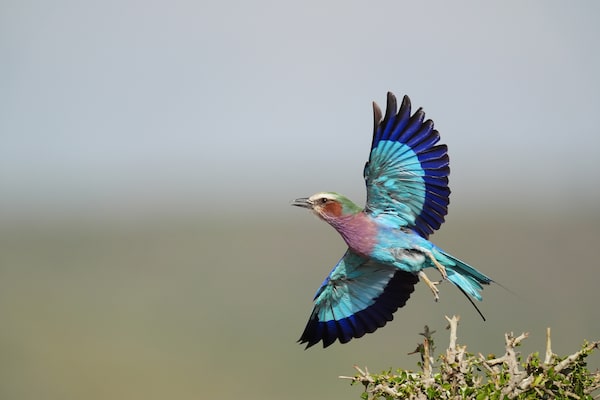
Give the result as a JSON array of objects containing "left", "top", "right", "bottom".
[
  {"left": 364, "top": 92, "right": 450, "bottom": 238},
  {"left": 299, "top": 250, "right": 419, "bottom": 349}
]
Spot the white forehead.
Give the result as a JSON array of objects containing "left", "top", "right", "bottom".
[{"left": 308, "top": 192, "right": 337, "bottom": 202}]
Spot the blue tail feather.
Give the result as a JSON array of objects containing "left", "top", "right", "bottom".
[{"left": 435, "top": 249, "right": 493, "bottom": 302}]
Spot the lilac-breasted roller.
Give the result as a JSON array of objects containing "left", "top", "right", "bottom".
[{"left": 292, "top": 92, "right": 493, "bottom": 349}]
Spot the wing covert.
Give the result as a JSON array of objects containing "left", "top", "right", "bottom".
[
  {"left": 364, "top": 92, "right": 450, "bottom": 238},
  {"left": 299, "top": 250, "right": 419, "bottom": 349}
]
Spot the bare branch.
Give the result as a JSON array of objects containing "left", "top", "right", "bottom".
[
  {"left": 555, "top": 341, "right": 600, "bottom": 373},
  {"left": 544, "top": 327, "right": 554, "bottom": 365}
]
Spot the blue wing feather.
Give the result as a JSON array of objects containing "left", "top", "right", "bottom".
[
  {"left": 355, "top": 313, "right": 377, "bottom": 333},
  {"left": 365, "top": 92, "right": 450, "bottom": 238},
  {"left": 405, "top": 121, "right": 436, "bottom": 150},
  {"left": 348, "top": 316, "right": 366, "bottom": 338},
  {"left": 419, "top": 145, "right": 448, "bottom": 162},
  {"left": 336, "top": 319, "right": 354, "bottom": 343},
  {"left": 323, "top": 321, "right": 338, "bottom": 347},
  {"left": 386, "top": 97, "right": 411, "bottom": 141},
  {"left": 399, "top": 109, "right": 426, "bottom": 142},
  {"left": 299, "top": 250, "right": 418, "bottom": 349}
]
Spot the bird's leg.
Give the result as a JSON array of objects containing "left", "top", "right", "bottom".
[
  {"left": 418, "top": 270, "right": 440, "bottom": 302},
  {"left": 426, "top": 252, "right": 448, "bottom": 280}
]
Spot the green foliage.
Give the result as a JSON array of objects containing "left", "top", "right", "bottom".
[{"left": 342, "top": 316, "right": 600, "bottom": 400}]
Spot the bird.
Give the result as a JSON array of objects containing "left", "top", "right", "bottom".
[{"left": 292, "top": 92, "right": 493, "bottom": 349}]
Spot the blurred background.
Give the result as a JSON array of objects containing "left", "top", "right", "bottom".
[{"left": 2, "top": 1, "right": 600, "bottom": 399}]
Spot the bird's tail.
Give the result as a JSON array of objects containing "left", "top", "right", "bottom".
[
  {"left": 432, "top": 249, "right": 493, "bottom": 320},
  {"left": 434, "top": 248, "right": 493, "bottom": 301}
]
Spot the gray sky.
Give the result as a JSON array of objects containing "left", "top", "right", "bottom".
[{"left": 2, "top": 0, "right": 599, "bottom": 220}]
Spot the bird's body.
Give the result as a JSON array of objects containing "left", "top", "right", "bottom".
[
  {"left": 312, "top": 197, "right": 433, "bottom": 269},
  {"left": 293, "top": 92, "right": 493, "bottom": 348}
]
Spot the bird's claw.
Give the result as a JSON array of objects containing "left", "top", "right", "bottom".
[
  {"left": 419, "top": 271, "right": 441, "bottom": 302},
  {"left": 427, "top": 253, "right": 448, "bottom": 281}
]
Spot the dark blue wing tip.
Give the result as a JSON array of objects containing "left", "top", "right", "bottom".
[
  {"left": 298, "top": 270, "right": 419, "bottom": 349},
  {"left": 372, "top": 92, "right": 411, "bottom": 149},
  {"left": 372, "top": 92, "right": 444, "bottom": 153}
]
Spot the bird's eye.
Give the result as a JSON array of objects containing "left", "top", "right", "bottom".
[{"left": 320, "top": 198, "right": 328, "bottom": 204}]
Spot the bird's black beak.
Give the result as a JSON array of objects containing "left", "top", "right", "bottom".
[{"left": 291, "top": 197, "right": 313, "bottom": 209}]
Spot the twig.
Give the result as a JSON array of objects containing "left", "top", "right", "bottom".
[
  {"left": 545, "top": 327, "right": 553, "bottom": 365},
  {"left": 444, "top": 315, "right": 460, "bottom": 363},
  {"left": 555, "top": 341, "right": 600, "bottom": 373}
]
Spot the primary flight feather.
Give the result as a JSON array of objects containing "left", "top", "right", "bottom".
[{"left": 292, "top": 92, "right": 493, "bottom": 349}]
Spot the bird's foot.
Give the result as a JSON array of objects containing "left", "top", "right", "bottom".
[
  {"left": 427, "top": 252, "right": 448, "bottom": 280},
  {"left": 418, "top": 270, "right": 441, "bottom": 302}
]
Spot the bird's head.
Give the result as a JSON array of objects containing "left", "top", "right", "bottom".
[{"left": 292, "top": 192, "right": 362, "bottom": 221}]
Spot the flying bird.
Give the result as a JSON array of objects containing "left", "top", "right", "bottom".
[{"left": 292, "top": 92, "right": 493, "bottom": 348}]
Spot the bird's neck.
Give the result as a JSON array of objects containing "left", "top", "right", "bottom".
[{"left": 324, "top": 211, "right": 376, "bottom": 257}]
